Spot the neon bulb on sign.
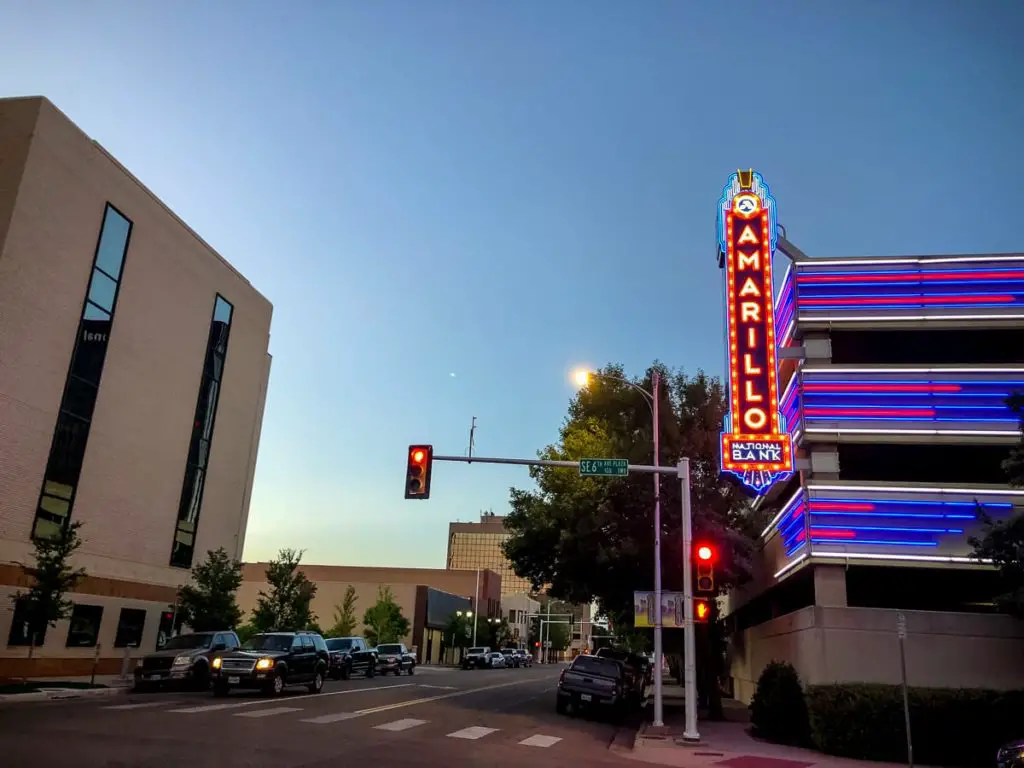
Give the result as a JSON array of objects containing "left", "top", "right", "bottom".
[{"left": 717, "top": 170, "right": 793, "bottom": 493}]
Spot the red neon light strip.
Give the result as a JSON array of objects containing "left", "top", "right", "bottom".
[
  {"left": 812, "top": 502, "right": 875, "bottom": 512},
  {"left": 802, "top": 384, "right": 962, "bottom": 393},
  {"left": 798, "top": 271, "right": 1024, "bottom": 283},
  {"left": 801, "top": 295, "right": 1016, "bottom": 306},
  {"left": 795, "top": 530, "right": 806, "bottom": 542},
  {"left": 808, "top": 529, "right": 856, "bottom": 539},
  {"left": 804, "top": 408, "right": 936, "bottom": 417}
]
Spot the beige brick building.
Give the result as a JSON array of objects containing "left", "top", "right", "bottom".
[{"left": 0, "top": 96, "right": 272, "bottom": 677}]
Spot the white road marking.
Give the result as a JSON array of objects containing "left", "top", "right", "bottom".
[
  {"left": 234, "top": 706, "right": 303, "bottom": 718},
  {"left": 416, "top": 684, "right": 457, "bottom": 690},
  {"left": 374, "top": 718, "right": 427, "bottom": 732},
  {"left": 350, "top": 678, "right": 536, "bottom": 717},
  {"left": 519, "top": 734, "right": 562, "bottom": 748},
  {"left": 300, "top": 711, "right": 365, "bottom": 724},
  {"left": 166, "top": 683, "right": 416, "bottom": 713},
  {"left": 102, "top": 702, "right": 171, "bottom": 711},
  {"left": 448, "top": 726, "right": 499, "bottom": 740}
]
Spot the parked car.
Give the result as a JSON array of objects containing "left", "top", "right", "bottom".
[
  {"left": 375, "top": 643, "right": 416, "bottom": 675},
  {"left": 596, "top": 647, "right": 652, "bottom": 687},
  {"left": 556, "top": 654, "right": 643, "bottom": 717},
  {"left": 461, "top": 646, "right": 491, "bottom": 669},
  {"left": 134, "top": 631, "right": 240, "bottom": 690},
  {"left": 325, "top": 636, "right": 377, "bottom": 680},
  {"left": 486, "top": 651, "right": 507, "bottom": 668},
  {"left": 515, "top": 649, "right": 533, "bottom": 668},
  {"left": 500, "top": 648, "right": 521, "bottom": 668},
  {"left": 211, "top": 631, "right": 329, "bottom": 697},
  {"left": 998, "top": 739, "right": 1024, "bottom": 768}
]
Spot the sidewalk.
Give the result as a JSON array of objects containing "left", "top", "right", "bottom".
[
  {"left": 614, "top": 687, "right": 923, "bottom": 768},
  {"left": 0, "top": 674, "right": 132, "bottom": 703}
]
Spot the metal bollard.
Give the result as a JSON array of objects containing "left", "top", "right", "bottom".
[{"left": 90, "top": 643, "right": 101, "bottom": 686}]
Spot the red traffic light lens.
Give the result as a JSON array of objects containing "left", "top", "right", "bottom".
[
  {"left": 411, "top": 449, "right": 425, "bottom": 463},
  {"left": 696, "top": 545, "right": 714, "bottom": 561}
]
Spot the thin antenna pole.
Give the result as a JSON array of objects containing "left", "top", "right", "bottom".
[{"left": 468, "top": 416, "right": 477, "bottom": 463}]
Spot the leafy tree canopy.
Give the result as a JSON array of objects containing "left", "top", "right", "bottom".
[
  {"left": 503, "top": 363, "right": 757, "bottom": 652},
  {"left": 177, "top": 547, "right": 243, "bottom": 632},
  {"left": 362, "top": 586, "right": 410, "bottom": 646},
  {"left": 12, "top": 521, "right": 87, "bottom": 649},
  {"left": 251, "top": 549, "right": 318, "bottom": 632},
  {"left": 327, "top": 585, "right": 359, "bottom": 637},
  {"left": 1004, "top": 393, "right": 1024, "bottom": 485}
]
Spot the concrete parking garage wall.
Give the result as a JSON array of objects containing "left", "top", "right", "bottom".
[{"left": 728, "top": 604, "right": 1024, "bottom": 703}]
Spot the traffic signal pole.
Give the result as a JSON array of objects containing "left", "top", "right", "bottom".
[{"left": 430, "top": 451, "right": 700, "bottom": 737}]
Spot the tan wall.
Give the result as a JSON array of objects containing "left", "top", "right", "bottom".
[
  {"left": 237, "top": 579, "right": 419, "bottom": 647},
  {"left": 241, "top": 564, "right": 502, "bottom": 618},
  {"left": 728, "top": 605, "right": 1024, "bottom": 703},
  {"left": 0, "top": 96, "right": 271, "bottom": 669},
  {"left": 0, "top": 96, "right": 271, "bottom": 588}
]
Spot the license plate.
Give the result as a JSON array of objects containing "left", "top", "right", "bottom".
[
  {"left": 580, "top": 693, "right": 592, "bottom": 702},
  {"left": 147, "top": 675, "right": 161, "bottom": 681},
  {"left": 228, "top": 676, "right": 240, "bottom": 684}
]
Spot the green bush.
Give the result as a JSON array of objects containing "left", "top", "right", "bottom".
[
  {"left": 806, "top": 684, "right": 1024, "bottom": 767},
  {"left": 749, "top": 661, "right": 810, "bottom": 745}
]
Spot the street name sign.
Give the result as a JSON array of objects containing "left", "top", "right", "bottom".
[{"left": 579, "top": 458, "right": 628, "bottom": 477}]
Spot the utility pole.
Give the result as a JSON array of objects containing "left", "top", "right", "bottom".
[
  {"left": 472, "top": 569, "right": 480, "bottom": 646},
  {"left": 679, "top": 457, "right": 700, "bottom": 742}
]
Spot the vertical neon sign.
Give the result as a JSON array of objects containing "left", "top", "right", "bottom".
[{"left": 718, "top": 169, "right": 793, "bottom": 493}]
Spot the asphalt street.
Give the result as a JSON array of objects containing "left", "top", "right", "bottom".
[{"left": 0, "top": 664, "right": 638, "bottom": 767}]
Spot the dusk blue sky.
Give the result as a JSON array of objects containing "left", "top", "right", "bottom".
[{"left": 2, "top": 1, "right": 1022, "bottom": 569}]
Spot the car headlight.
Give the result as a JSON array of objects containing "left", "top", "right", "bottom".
[
  {"left": 212, "top": 657, "right": 222, "bottom": 669},
  {"left": 173, "top": 655, "right": 191, "bottom": 666},
  {"left": 255, "top": 657, "right": 274, "bottom": 671}
]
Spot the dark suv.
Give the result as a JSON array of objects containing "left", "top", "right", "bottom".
[
  {"left": 325, "top": 636, "right": 377, "bottom": 680},
  {"left": 134, "top": 631, "right": 240, "bottom": 690},
  {"left": 212, "top": 631, "right": 329, "bottom": 697}
]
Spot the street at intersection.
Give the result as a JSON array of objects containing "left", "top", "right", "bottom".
[{"left": 0, "top": 664, "right": 638, "bottom": 767}]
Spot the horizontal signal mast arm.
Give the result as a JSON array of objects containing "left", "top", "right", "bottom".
[{"left": 432, "top": 454, "right": 677, "bottom": 475}]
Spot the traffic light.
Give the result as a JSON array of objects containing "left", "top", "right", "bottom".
[
  {"left": 695, "top": 542, "right": 716, "bottom": 593},
  {"left": 694, "top": 598, "right": 711, "bottom": 623},
  {"left": 404, "top": 445, "right": 434, "bottom": 499}
]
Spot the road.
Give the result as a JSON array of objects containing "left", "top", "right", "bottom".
[{"left": 0, "top": 664, "right": 638, "bottom": 767}]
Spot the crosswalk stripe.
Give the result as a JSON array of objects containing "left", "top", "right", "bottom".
[
  {"left": 374, "top": 718, "right": 428, "bottom": 732},
  {"left": 167, "top": 701, "right": 281, "bottom": 714},
  {"left": 300, "top": 711, "right": 364, "bottom": 724},
  {"left": 235, "top": 706, "right": 303, "bottom": 718},
  {"left": 519, "top": 734, "right": 562, "bottom": 748},
  {"left": 447, "top": 726, "right": 499, "bottom": 740},
  {"left": 102, "top": 702, "right": 170, "bottom": 711}
]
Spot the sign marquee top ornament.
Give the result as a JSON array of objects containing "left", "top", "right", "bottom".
[{"left": 717, "top": 170, "right": 793, "bottom": 494}]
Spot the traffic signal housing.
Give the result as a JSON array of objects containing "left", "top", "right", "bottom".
[
  {"left": 694, "top": 598, "right": 711, "bottom": 623},
  {"left": 405, "top": 445, "right": 434, "bottom": 499},
  {"left": 695, "top": 543, "right": 716, "bottom": 593}
]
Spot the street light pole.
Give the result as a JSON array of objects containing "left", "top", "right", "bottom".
[
  {"left": 472, "top": 569, "right": 480, "bottom": 647},
  {"left": 679, "top": 457, "right": 700, "bottom": 742},
  {"left": 651, "top": 370, "right": 665, "bottom": 727}
]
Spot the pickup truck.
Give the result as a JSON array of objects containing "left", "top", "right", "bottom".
[
  {"left": 325, "top": 636, "right": 377, "bottom": 680},
  {"left": 374, "top": 643, "right": 416, "bottom": 675},
  {"left": 555, "top": 654, "right": 641, "bottom": 717},
  {"left": 461, "top": 646, "right": 491, "bottom": 670}
]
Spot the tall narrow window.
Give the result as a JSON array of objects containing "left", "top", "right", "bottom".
[
  {"left": 170, "top": 295, "right": 233, "bottom": 568},
  {"left": 32, "top": 204, "right": 132, "bottom": 540}
]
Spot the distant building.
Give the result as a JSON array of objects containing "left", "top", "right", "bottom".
[
  {"left": 446, "top": 512, "right": 533, "bottom": 597},
  {"left": 238, "top": 563, "right": 501, "bottom": 664},
  {"left": 501, "top": 593, "right": 539, "bottom": 647},
  {"left": 0, "top": 97, "right": 272, "bottom": 678}
]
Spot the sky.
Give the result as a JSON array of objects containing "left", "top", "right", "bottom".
[{"left": 2, "top": 1, "right": 1022, "bottom": 569}]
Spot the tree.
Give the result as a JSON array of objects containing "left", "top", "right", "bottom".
[
  {"left": 528, "top": 615, "right": 570, "bottom": 651},
  {"left": 443, "top": 612, "right": 473, "bottom": 650},
  {"left": 327, "top": 585, "right": 359, "bottom": 637},
  {"left": 176, "top": 548, "right": 243, "bottom": 632},
  {"left": 250, "top": 549, "right": 318, "bottom": 632},
  {"left": 362, "top": 586, "right": 410, "bottom": 646},
  {"left": 11, "top": 521, "right": 87, "bottom": 658},
  {"left": 969, "top": 393, "right": 1024, "bottom": 617},
  {"left": 504, "top": 364, "right": 755, "bottom": 642}
]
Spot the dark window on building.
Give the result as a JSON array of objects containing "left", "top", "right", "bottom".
[
  {"left": 170, "top": 295, "right": 234, "bottom": 568},
  {"left": 114, "top": 608, "right": 147, "bottom": 648},
  {"left": 6, "top": 598, "right": 47, "bottom": 647},
  {"left": 66, "top": 604, "right": 104, "bottom": 648},
  {"left": 32, "top": 204, "right": 132, "bottom": 540},
  {"left": 830, "top": 329, "right": 1024, "bottom": 365},
  {"left": 846, "top": 566, "right": 1001, "bottom": 613},
  {"left": 838, "top": 443, "right": 1014, "bottom": 485}
]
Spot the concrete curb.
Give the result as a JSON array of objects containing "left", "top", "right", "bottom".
[{"left": 0, "top": 685, "right": 129, "bottom": 703}]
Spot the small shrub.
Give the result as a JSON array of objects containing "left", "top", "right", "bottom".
[
  {"left": 806, "top": 684, "right": 1024, "bottom": 767},
  {"left": 749, "top": 661, "right": 810, "bottom": 746}
]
